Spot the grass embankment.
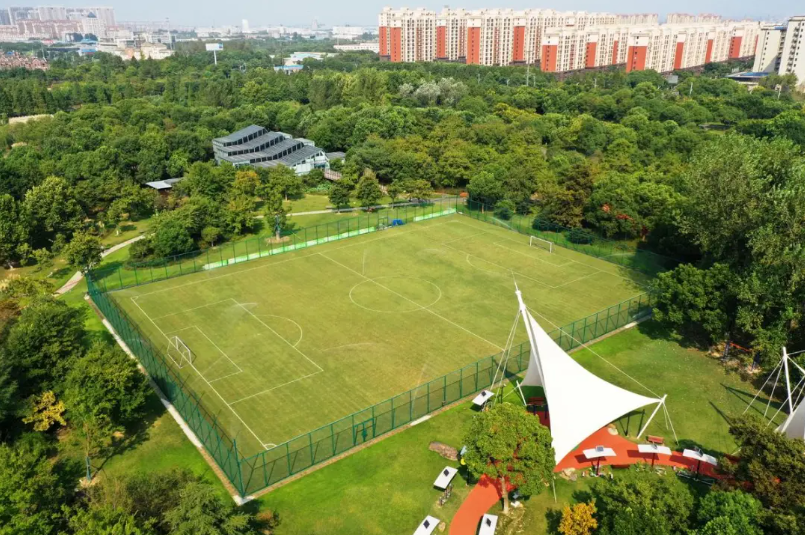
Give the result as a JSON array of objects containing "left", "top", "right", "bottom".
[{"left": 54, "top": 239, "right": 230, "bottom": 500}]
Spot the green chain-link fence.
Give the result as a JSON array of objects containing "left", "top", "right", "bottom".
[
  {"left": 86, "top": 194, "right": 663, "bottom": 497},
  {"left": 88, "top": 269, "right": 652, "bottom": 497},
  {"left": 89, "top": 197, "right": 461, "bottom": 292}
]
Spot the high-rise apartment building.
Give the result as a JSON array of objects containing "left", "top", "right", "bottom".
[
  {"left": 779, "top": 16, "right": 805, "bottom": 82},
  {"left": 379, "top": 6, "right": 760, "bottom": 73},
  {"left": 753, "top": 23, "right": 786, "bottom": 73},
  {"left": 752, "top": 16, "right": 805, "bottom": 89}
]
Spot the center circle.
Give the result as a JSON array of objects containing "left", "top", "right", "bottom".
[{"left": 349, "top": 277, "right": 442, "bottom": 313}]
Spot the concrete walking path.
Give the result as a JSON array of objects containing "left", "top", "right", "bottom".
[{"left": 54, "top": 235, "right": 145, "bottom": 296}]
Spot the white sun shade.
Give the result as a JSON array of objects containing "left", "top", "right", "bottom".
[
  {"left": 516, "top": 290, "right": 661, "bottom": 465},
  {"left": 779, "top": 398, "right": 805, "bottom": 440}
]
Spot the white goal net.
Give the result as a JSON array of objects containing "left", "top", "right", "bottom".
[
  {"left": 529, "top": 236, "right": 553, "bottom": 253},
  {"left": 166, "top": 335, "right": 193, "bottom": 369}
]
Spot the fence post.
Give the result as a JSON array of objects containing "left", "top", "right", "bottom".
[
  {"left": 443, "top": 374, "right": 447, "bottom": 404},
  {"left": 331, "top": 423, "right": 336, "bottom": 455},
  {"left": 391, "top": 396, "right": 395, "bottom": 429},
  {"left": 426, "top": 382, "right": 430, "bottom": 413},
  {"left": 286, "top": 443, "right": 292, "bottom": 476},
  {"left": 309, "top": 433, "right": 314, "bottom": 466}
]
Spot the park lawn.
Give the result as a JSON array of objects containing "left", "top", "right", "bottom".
[
  {"left": 258, "top": 323, "right": 777, "bottom": 535},
  {"left": 574, "top": 321, "right": 786, "bottom": 456}
]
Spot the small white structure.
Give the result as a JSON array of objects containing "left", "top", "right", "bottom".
[
  {"left": 682, "top": 448, "right": 718, "bottom": 475},
  {"left": 638, "top": 443, "right": 672, "bottom": 467},
  {"left": 514, "top": 287, "right": 669, "bottom": 465},
  {"left": 433, "top": 466, "right": 457, "bottom": 489},
  {"left": 472, "top": 390, "right": 494, "bottom": 407},
  {"left": 583, "top": 446, "right": 616, "bottom": 475},
  {"left": 479, "top": 514, "right": 498, "bottom": 535},
  {"left": 413, "top": 516, "right": 439, "bottom": 535}
]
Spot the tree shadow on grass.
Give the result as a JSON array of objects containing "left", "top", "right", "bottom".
[
  {"left": 635, "top": 320, "right": 710, "bottom": 351},
  {"left": 94, "top": 392, "right": 166, "bottom": 473},
  {"left": 722, "top": 384, "right": 786, "bottom": 420}
]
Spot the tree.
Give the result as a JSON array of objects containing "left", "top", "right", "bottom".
[
  {"left": 651, "top": 263, "right": 737, "bottom": 343},
  {"left": 0, "top": 434, "right": 70, "bottom": 535},
  {"left": 263, "top": 190, "right": 288, "bottom": 240},
  {"left": 151, "top": 217, "right": 195, "bottom": 258},
  {"left": 23, "top": 176, "right": 84, "bottom": 250},
  {"left": 721, "top": 417, "right": 805, "bottom": 517},
  {"left": 559, "top": 501, "right": 598, "bottom": 535},
  {"left": 494, "top": 200, "right": 515, "bottom": 220},
  {"left": 165, "top": 482, "right": 259, "bottom": 535},
  {"left": 64, "top": 342, "right": 150, "bottom": 428},
  {"left": 386, "top": 180, "right": 404, "bottom": 204},
  {"left": 67, "top": 505, "right": 154, "bottom": 535},
  {"left": 355, "top": 169, "right": 383, "bottom": 209},
  {"left": 462, "top": 403, "right": 554, "bottom": 513},
  {"left": 696, "top": 490, "right": 763, "bottom": 535},
  {"left": 64, "top": 231, "right": 104, "bottom": 272},
  {"left": 1, "top": 298, "right": 85, "bottom": 396},
  {"left": 404, "top": 179, "right": 433, "bottom": 202},
  {"left": 591, "top": 470, "right": 694, "bottom": 535},
  {"left": 467, "top": 171, "right": 504, "bottom": 208},
  {"left": 268, "top": 165, "right": 304, "bottom": 201},
  {"left": 0, "top": 194, "right": 29, "bottom": 266},
  {"left": 328, "top": 180, "right": 353, "bottom": 209},
  {"left": 22, "top": 391, "right": 66, "bottom": 432}
]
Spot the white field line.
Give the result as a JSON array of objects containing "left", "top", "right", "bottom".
[
  {"left": 231, "top": 299, "right": 323, "bottom": 372},
  {"left": 492, "top": 241, "right": 574, "bottom": 268},
  {"left": 461, "top": 251, "right": 552, "bottom": 290},
  {"left": 149, "top": 298, "right": 237, "bottom": 321},
  {"left": 318, "top": 252, "right": 504, "bottom": 351},
  {"left": 228, "top": 371, "right": 322, "bottom": 406},
  {"left": 208, "top": 370, "right": 245, "bottom": 384},
  {"left": 488, "top": 231, "right": 650, "bottom": 286},
  {"left": 440, "top": 230, "right": 490, "bottom": 245},
  {"left": 550, "top": 271, "right": 602, "bottom": 289},
  {"left": 193, "top": 325, "right": 244, "bottom": 374},
  {"left": 129, "top": 297, "right": 268, "bottom": 449},
  {"left": 130, "top": 219, "right": 459, "bottom": 299}
]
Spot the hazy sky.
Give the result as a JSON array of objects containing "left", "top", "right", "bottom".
[{"left": 46, "top": 0, "right": 795, "bottom": 28}]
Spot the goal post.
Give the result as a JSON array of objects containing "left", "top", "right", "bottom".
[
  {"left": 166, "top": 335, "right": 193, "bottom": 369},
  {"left": 529, "top": 235, "right": 553, "bottom": 253}
]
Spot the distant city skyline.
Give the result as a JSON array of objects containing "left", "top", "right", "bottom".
[{"left": 0, "top": 1, "right": 797, "bottom": 28}]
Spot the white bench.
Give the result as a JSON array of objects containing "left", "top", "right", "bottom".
[
  {"left": 472, "top": 390, "right": 494, "bottom": 407},
  {"left": 479, "top": 514, "right": 498, "bottom": 535},
  {"left": 413, "top": 515, "right": 440, "bottom": 535},
  {"left": 433, "top": 466, "right": 458, "bottom": 489}
]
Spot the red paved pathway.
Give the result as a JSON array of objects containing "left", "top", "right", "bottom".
[
  {"left": 448, "top": 475, "right": 512, "bottom": 535},
  {"left": 449, "top": 410, "right": 717, "bottom": 535}
]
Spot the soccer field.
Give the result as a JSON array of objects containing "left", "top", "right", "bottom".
[{"left": 112, "top": 214, "right": 649, "bottom": 457}]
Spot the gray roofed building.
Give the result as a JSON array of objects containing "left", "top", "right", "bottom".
[{"left": 212, "top": 125, "right": 330, "bottom": 175}]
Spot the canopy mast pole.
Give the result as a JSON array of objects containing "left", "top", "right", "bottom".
[
  {"left": 515, "top": 284, "right": 546, "bottom": 388},
  {"left": 783, "top": 347, "right": 794, "bottom": 413},
  {"left": 637, "top": 394, "right": 667, "bottom": 438}
]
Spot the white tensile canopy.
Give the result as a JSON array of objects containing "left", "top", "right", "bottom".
[
  {"left": 515, "top": 289, "right": 665, "bottom": 465},
  {"left": 779, "top": 400, "right": 805, "bottom": 440},
  {"left": 745, "top": 347, "right": 805, "bottom": 441}
]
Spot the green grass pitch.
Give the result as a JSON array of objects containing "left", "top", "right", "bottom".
[{"left": 112, "top": 214, "right": 650, "bottom": 457}]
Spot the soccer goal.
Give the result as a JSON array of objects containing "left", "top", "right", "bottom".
[
  {"left": 529, "top": 235, "right": 553, "bottom": 253},
  {"left": 166, "top": 335, "right": 194, "bottom": 369}
]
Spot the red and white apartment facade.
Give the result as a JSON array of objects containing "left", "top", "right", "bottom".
[{"left": 378, "top": 7, "right": 759, "bottom": 73}]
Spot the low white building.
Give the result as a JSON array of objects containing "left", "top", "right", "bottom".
[{"left": 334, "top": 42, "right": 379, "bottom": 53}]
